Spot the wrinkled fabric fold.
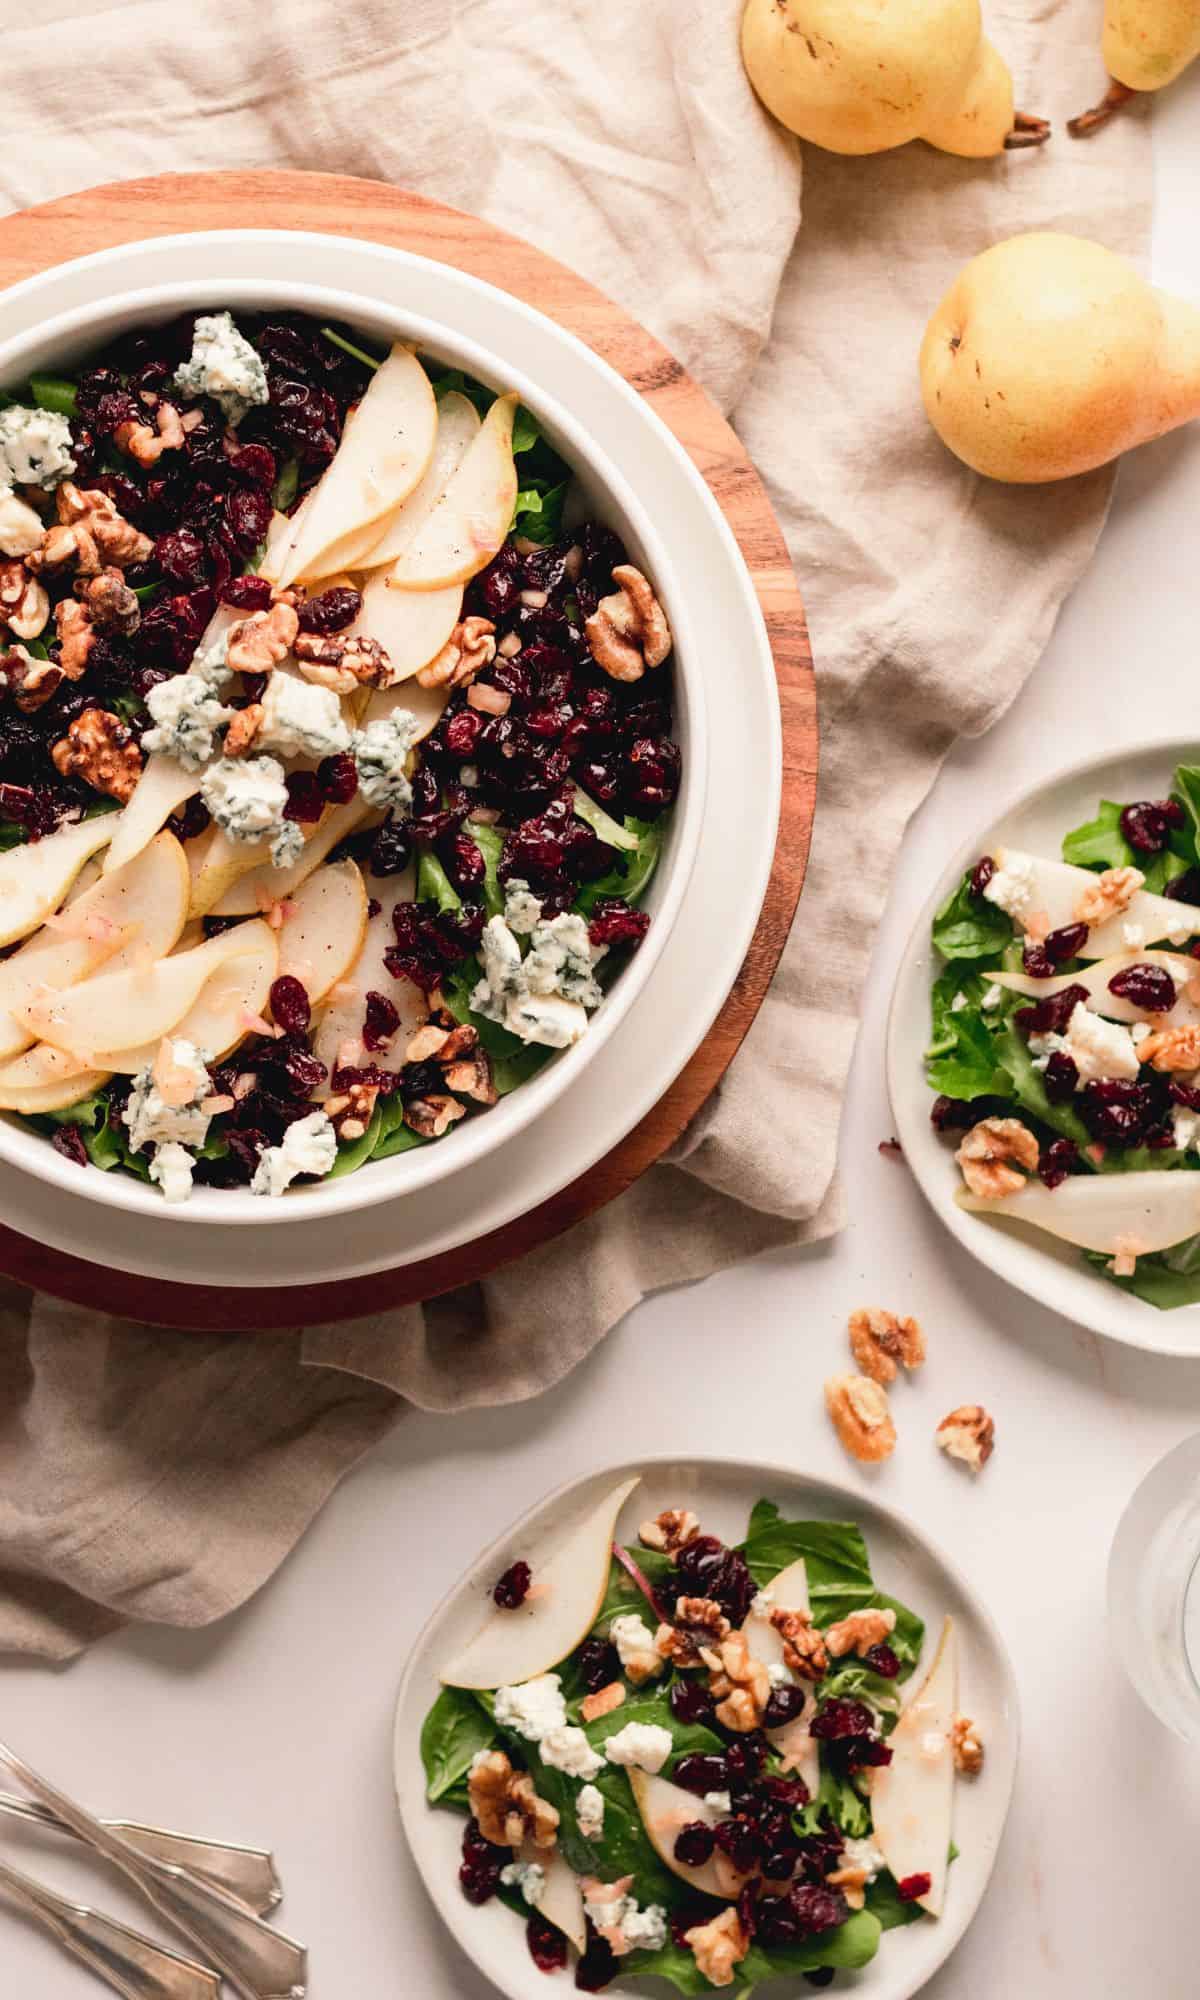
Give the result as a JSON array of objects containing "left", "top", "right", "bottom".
[{"left": 0, "top": 0, "right": 1151, "bottom": 1656}]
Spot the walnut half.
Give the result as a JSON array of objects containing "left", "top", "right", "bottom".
[
  {"left": 824, "top": 1374, "right": 897, "bottom": 1464},
  {"left": 467, "top": 1749, "right": 559, "bottom": 1851},
  {"left": 416, "top": 614, "right": 497, "bottom": 689},
  {"left": 638, "top": 1508, "right": 700, "bottom": 1554},
  {"left": 584, "top": 565, "right": 671, "bottom": 683},
  {"left": 51, "top": 708, "right": 143, "bottom": 803},
  {"left": 936, "top": 1405, "right": 995, "bottom": 1472},
  {"left": 848, "top": 1308, "right": 925, "bottom": 1385},
  {"left": 684, "top": 1909, "right": 749, "bottom": 1990}
]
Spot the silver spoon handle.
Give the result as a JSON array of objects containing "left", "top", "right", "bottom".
[
  {"left": 0, "top": 1854, "right": 221, "bottom": 2000},
  {"left": 0, "top": 1791, "right": 282, "bottom": 1915},
  {"left": 0, "top": 1742, "right": 307, "bottom": 2000}
]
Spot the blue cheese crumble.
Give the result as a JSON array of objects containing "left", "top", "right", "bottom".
[
  {"left": 257, "top": 672, "right": 351, "bottom": 759},
  {"left": 0, "top": 405, "right": 75, "bottom": 488},
  {"left": 582, "top": 1886, "right": 667, "bottom": 1954},
  {"left": 124, "top": 1040, "right": 214, "bottom": 1153},
  {"left": 190, "top": 630, "right": 234, "bottom": 689},
  {"left": 499, "top": 1862, "right": 545, "bottom": 1907},
  {"left": 174, "top": 313, "right": 269, "bottom": 425},
  {"left": 471, "top": 909, "right": 607, "bottom": 1049},
  {"left": 250, "top": 1111, "right": 337, "bottom": 1197},
  {"left": 148, "top": 1141, "right": 197, "bottom": 1205},
  {"left": 351, "top": 710, "right": 418, "bottom": 810},
  {"left": 200, "top": 755, "right": 303, "bottom": 866},
  {"left": 503, "top": 878, "right": 543, "bottom": 936},
  {"left": 143, "top": 674, "right": 234, "bottom": 770}
]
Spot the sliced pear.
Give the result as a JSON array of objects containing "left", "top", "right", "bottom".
[
  {"left": 361, "top": 674, "right": 449, "bottom": 743},
  {"left": 25, "top": 924, "right": 271, "bottom": 1065},
  {"left": 312, "top": 861, "right": 426, "bottom": 1090},
  {"left": 740, "top": 1558, "right": 820, "bottom": 1795},
  {"left": 209, "top": 796, "right": 378, "bottom": 917},
  {"left": 628, "top": 1773, "right": 740, "bottom": 1901},
  {"left": 0, "top": 1042, "right": 109, "bottom": 1113},
  {"left": 870, "top": 1617, "right": 958, "bottom": 1918},
  {"left": 274, "top": 347, "right": 438, "bottom": 589},
  {"left": 103, "top": 923, "right": 278, "bottom": 1072},
  {"left": 441, "top": 1477, "right": 641, "bottom": 1690},
  {"left": 358, "top": 569, "right": 464, "bottom": 683},
  {"left": 258, "top": 498, "right": 313, "bottom": 583},
  {"left": 388, "top": 393, "right": 518, "bottom": 591},
  {"left": 357, "top": 390, "right": 481, "bottom": 571},
  {"left": 0, "top": 832, "right": 190, "bottom": 1062},
  {"left": 990, "top": 848, "right": 1200, "bottom": 959},
  {"left": 274, "top": 859, "right": 367, "bottom": 1005},
  {"left": 957, "top": 1169, "right": 1200, "bottom": 1255},
  {"left": 991, "top": 951, "right": 1200, "bottom": 1029},
  {"left": 0, "top": 817, "right": 116, "bottom": 950},
  {"left": 517, "top": 1845, "right": 586, "bottom": 1953}
]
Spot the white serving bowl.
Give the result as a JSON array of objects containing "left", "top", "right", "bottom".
[{"left": 0, "top": 276, "right": 707, "bottom": 1225}]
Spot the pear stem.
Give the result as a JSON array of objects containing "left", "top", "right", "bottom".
[
  {"left": 1068, "top": 80, "right": 1138, "bottom": 137},
  {"left": 1004, "top": 110, "right": 1051, "bottom": 150}
]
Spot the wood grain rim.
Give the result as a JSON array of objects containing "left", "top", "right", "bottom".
[{"left": 0, "top": 170, "right": 816, "bottom": 1330}]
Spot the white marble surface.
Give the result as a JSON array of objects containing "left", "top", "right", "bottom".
[{"left": 6, "top": 85, "right": 1200, "bottom": 2000}]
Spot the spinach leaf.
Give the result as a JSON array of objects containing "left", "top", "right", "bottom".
[
  {"left": 591, "top": 1548, "right": 675, "bottom": 1631},
  {"left": 1172, "top": 766, "right": 1200, "bottom": 864},
  {"left": 741, "top": 1506, "right": 923, "bottom": 1668},
  {"left": 1061, "top": 798, "right": 1134, "bottom": 871},
  {"left": 925, "top": 981, "right": 1011, "bottom": 1101},
  {"left": 866, "top": 1871, "right": 927, "bottom": 1931},
  {"left": 327, "top": 1105, "right": 384, "bottom": 1177},
  {"left": 931, "top": 871, "right": 1012, "bottom": 961},
  {"left": 1087, "top": 1228, "right": 1200, "bottom": 1307},
  {"left": 420, "top": 1687, "right": 496, "bottom": 1808},
  {"left": 626, "top": 1910, "right": 881, "bottom": 1993},
  {"left": 428, "top": 368, "right": 494, "bottom": 418},
  {"left": 373, "top": 1095, "right": 431, "bottom": 1160}
]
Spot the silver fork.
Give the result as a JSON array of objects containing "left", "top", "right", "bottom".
[
  {"left": 0, "top": 1852, "right": 221, "bottom": 2000},
  {"left": 0, "top": 1742, "right": 307, "bottom": 2000},
  {"left": 0, "top": 1790, "right": 282, "bottom": 1915}
]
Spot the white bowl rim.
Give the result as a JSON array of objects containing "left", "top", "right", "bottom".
[
  {"left": 886, "top": 728, "right": 1200, "bottom": 1353},
  {"left": 0, "top": 272, "right": 711, "bottom": 1226}
]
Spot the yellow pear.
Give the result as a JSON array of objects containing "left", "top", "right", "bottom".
[
  {"left": 1071, "top": 0, "right": 1200, "bottom": 134},
  {"left": 740, "top": 0, "right": 1047, "bottom": 157},
  {"left": 920, "top": 232, "right": 1200, "bottom": 483}
]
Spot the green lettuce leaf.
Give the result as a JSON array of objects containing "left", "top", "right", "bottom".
[
  {"left": 931, "top": 871, "right": 1012, "bottom": 961},
  {"left": 627, "top": 1910, "right": 882, "bottom": 1993},
  {"left": 1086, "top": 1228, "right": 1200, "bottom": 1307},
  {"left": 1061, "top": 798, "right": 1134, "bottom": 872},
  {"left": 925, "top": 971, "right": 1011, "bottom": 1101},
  {"left": 740, "top": 1505, "right": 923, "bottom": 1668}
]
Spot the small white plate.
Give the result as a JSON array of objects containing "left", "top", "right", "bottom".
[
  {"left": 887, "top": 735, "right": 1200, "bottom": 1356},
  {"left": 393, "top": 1456, "right": 1019, "bottom": 2000}
]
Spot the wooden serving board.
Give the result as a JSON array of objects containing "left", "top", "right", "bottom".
[{"left": 0, "top": 170, "right": 816, "bottom": 1330}]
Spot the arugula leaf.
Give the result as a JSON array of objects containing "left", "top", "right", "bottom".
[
  {"left": 420, "top": 1687, "right": 496, "bottom": 1808},
  {"left": 320, "top": 325, "right": 384, "bottom": 372},
  {"left": 513, "top": 480, "right": 568, "bottom": 545},
  {"left": 1061, "top": 798, "right": 1134, "bottom": 872},
  {"left": 575, "top": 818, "right": 663, "bottom": 916},
  {"left": 29, "top": 373, "right": 78, "bottom": 417},
  {"left": 931, "top": 871, "right": 1012, "bottom": 961},
  {"left": 993, "top": 1021, "right": 1092, "bottom": 1152}
]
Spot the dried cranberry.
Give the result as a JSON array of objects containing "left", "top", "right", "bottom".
[
  {"left": 167, "top": 794, "right": 211, "bottom": 843},
  {"left": 527, "top": 1912, "right": 567, "bottom": 1974},
  {"left": 672, "top": 1752, "right": 729, "bottom": 1797},
  {"left": 1044, "top": 922, "right": 1089, "bottom": 962},
  {"left": 476, "top": 544, "right": 524, "bottom": 621},
  {"left": 297, "top": 586, "right": 362, "bottom": 636},
  {"left": 1014, "top": 982, "right": 1090, "bottom": 1038},
  {"left": 588, "top": 898, "right": 651, "bottom": 950},
  {"left": 459, "top": 1818, "right": 505, "bottom": 1905},
  {"left": 1172, "top": 1080, "right": 1200, "bottom": 1111},
  {"left": 443, "top": 708, "right": 484, "bottom": 760},
  {"left": 674, "top": 1821, "right": 716, "bottom": 1867},
  {"left": 969, "top": 855, "right": 995, "bottom": 898},
  {"left": 1043, "top": 1051, "right": 1080, "bottom": 1103},
  {"left": 577, "top": 1638, "right": 620, "bottom": 1694},
  {"left": 362, "top": 989, "right": 400, "bottom": 1052},
  {"left": 269, "top": 976, "right": 311, "bottom": 1036},
  {"left": 1119, "top": 799, "right": 1184, "bottom": 854},
  {"left": 669, "top": 1680, "right": 716, "bottom": 1727},
  {"left": 713, "top": 1816, "right": 763, "bottom": 1873},
  {"left": 315, "top": 751, "right": 359, "bottom": 806},
  {"left": 1165, "top": 868, "right": 1200, "bottom": 906},
  {"left": 1079, "top": 1079, "right": 1156, "bottom": 1147},
  {"left": 930, "top": 1093, "right": 973, "bottom": 1133},
  {"left": 864, "top": 1642, "right": 900, "bottom": 1678},
  {"left": 52, "top": 1124, "right": 89, "bottom": 1169},
  {"left": 574, "top": 1928, "right": 619, "bottom": 1992},
  {"left": 223, "top": 484, "right": 274, "bottom": 557},
  {"left": 673, "top": 1535, "right": 755, "bottom": 1626},
  {"left": 282, "top": 770, "right": 323, "bottom": 823},
  {"left": 897, "top": 1873, "right": 932, "bottom": 1904},
  {"left": 626, "top": 736, "right": 681, "bottom": 816},
  {"left": 442, "top": 831, "right": 486, "bottom": 894},
  {"left": 154, "top": 526, "right": 210, "bottom": 590},
  {"left": 384, "top": 899, "right": 483, "bottom": 992},
  {"left": 763, "top": 1683, "right": 809, "bottom": 1729},
  {"left": 493, "top": 1560, "right": 532, "bottom": 1609},
  {"left": 1108, "top": 962, "right": 1177, "bottom": 1012},
  {"left": 220, "top": 574, "right": 274, "bottom": 611},
  {"left": 809, "top": 1697, "right": 890, "bottom": 1771},
  {"left": 369, "top": 819, "right": 414, "bottom": 877},
  {"left": 332, "top": 1062, "right": 401, "bottom": 1095},
  {"left": 1022, "top": 943, "right": 1056, "bottom": 979},
  {"left": 723, "top": 1734, "right": 768, "bottom": 1788}
]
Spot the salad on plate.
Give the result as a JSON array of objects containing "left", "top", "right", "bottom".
[
  {"left": 926, "top": 764, "right": 1200, "bottom": 1306},
  {"left": 420, "top": 1478, "right": 979, "bottom": 1992},
  {"left": 0, "top": 309, "right": 679, "bottom": 1201}
]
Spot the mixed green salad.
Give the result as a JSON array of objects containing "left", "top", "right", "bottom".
[
  {"left": 927, "top": 761, "right": 1200, "bottom": 1306},
  {"left": 420, "top": 1483, "right": 970, "bottom": 1992}
]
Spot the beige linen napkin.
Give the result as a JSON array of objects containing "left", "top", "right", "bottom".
[{"left": 0, "top": 0, "right": 1151, "bottom": 1656}]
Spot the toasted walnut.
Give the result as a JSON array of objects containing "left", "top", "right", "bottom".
[
  {"left": 51, "top": 707, "right": 143, "bottom": 803},
  {"left": 403, "top": 1014, "right": 496, "bottom": 1110},
  {"left": 1136, "top": 1024, "right": 1200, "bottom": 1073},
  {"left": 442, "top": 1044, "right": 499, "bottom": 1108},
  {"left": 0, "top": 487, "right": 47, "bottom": 560},
  {"left": 951, "top": 1714, "right": 984, "bottom": 1775},
  {"left": 28, "top": 482, "right": 152, "bottom": 576},
  {"left": 293, "top": 629, "right": 395, "bottom": 693},
  {"left": 0, "top": 559, "right": 49, "bottom": 642},
  {"left": 467, "top": 1750, "right": 559, "bottom": 1851},
  {"left": 227, "top": 601, "right": 300, "bottom": 676},
  {"left": 1072, "top": 865, "right": 1145, "bottom": 926},
  {"left": 707, "top": 1632, "right": 770, "bottom": 1733},
  {"left": 639, "top": 1509, "right": 700, "bottom": 1554},
  {"left": 826, "top": 1860, "right": 870, "bottom": 1910},
  {"left": 222, "top": 704, "right": 264, "bottom": 758},
  {"left": 81, "top": 566, "right": 141, "bottom": 637},
  {"left": 416, "top": 614, "right": 497, "bottom": 690},
  {"left": 324, "top": 1080, "right": 380, "bottom": 1143},
  {"left": 585, "top": 565, "right": 672, "bottom": 683},
  {"left": 684, "top": 1908, "right": 748, "bottom": 1990},
  {"left": 53, "top": 598, "right": 97, "bottom": 679},
  {"left": 848, "top": 1308, "right": 926, "bottom": 1386},
  {"left": 824, "top": 1607, "right": 896, "bottom": 1660},
  {"left": 955, "top": 1116, "right": 1039, "bottom": 1199},
  {"left": 580, "top": 1681, "right": 625, "bottom": 1724},
  {"left": 936, "top": 1404, "right": 995, "bottom": 1472},
  {"left": 404, "top": 1092, "right": 466, "bottom": 1140},
  {"left": 656, "top": 1596, "right": 731, "bottom": 1669},
  {"left": 824, "top": 1373, "right": 897, "bottom": 1465},
  {"left": 769, "top": 1606, "right": 830, "bottom": 1681},
  {"left": 0, "top": 643, "right": 63, "bottom": 712},
  {"left": 114, "top": 399, "right": 186, "bottom": 467}
]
